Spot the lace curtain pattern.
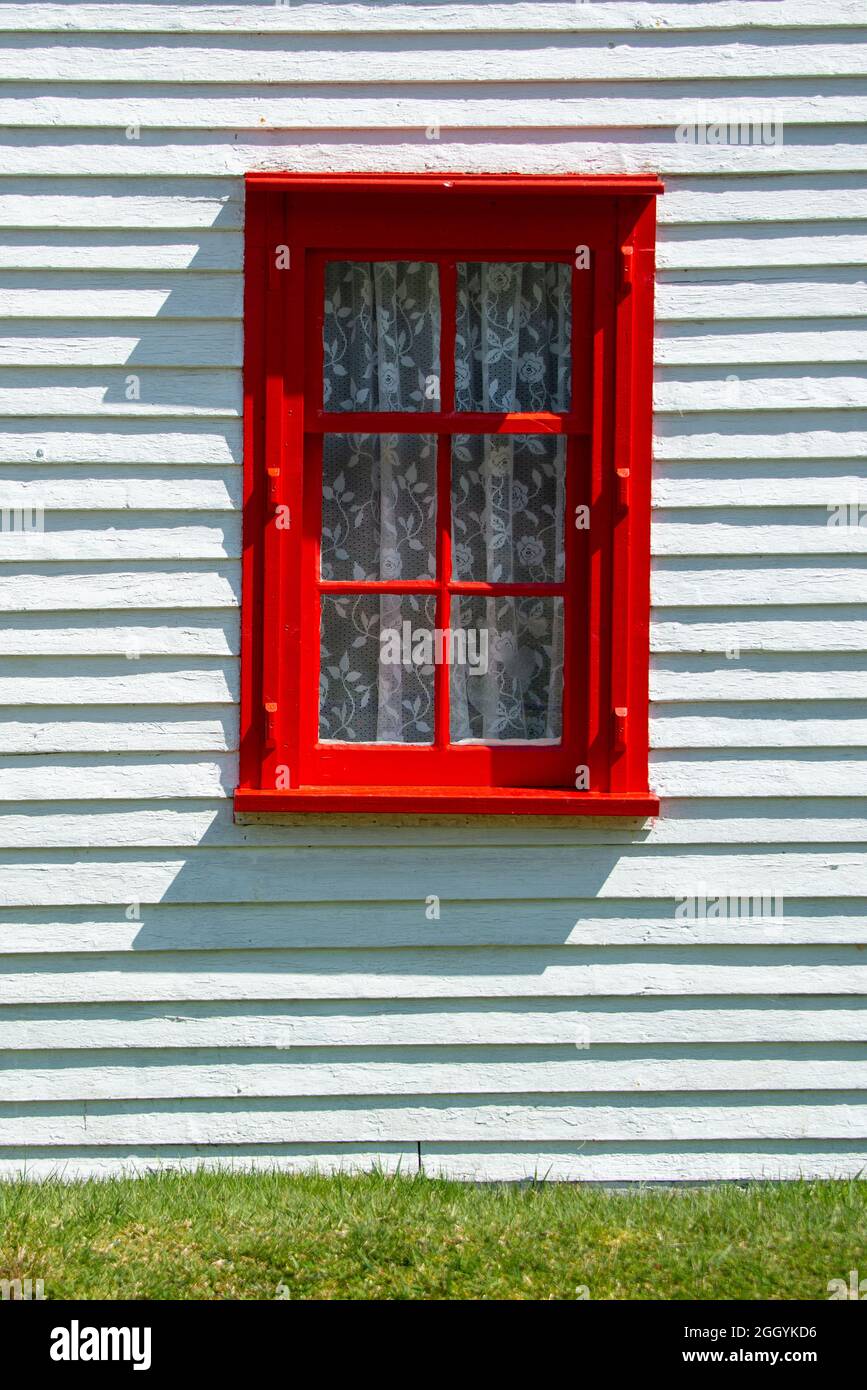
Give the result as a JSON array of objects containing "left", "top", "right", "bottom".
[
  {"left": 451, "top": 434, "right": 566, "bottom": 584},
  {"left": 321, "top": 433, "right": 437, "bottom": 581},
  {"left": 450, "top": 595, "right": 564, "bottom": 743},
  {"left": 323, "top": 261, "right": 441, "bottom": 411},
  {"left": 320, "top": 593, "right": 436, "bottom": 743},
  {"left": 455, "top": 261, "right": 572, "bottom": 412},
  {"left": 319, "top": 261, "right": 569, "bottom": 745}
]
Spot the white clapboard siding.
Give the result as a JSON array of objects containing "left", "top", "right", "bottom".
[
  {"left": 653, "top": 468, "right": 867, "bottom": 507},
  {"left": 0, "top": 367, "right": 240, "bottom": 416},
  {"left": 2, "top": 4, "right": 861, "bottom": 34},
  {"left": 0, "top": 422, "right": 241, "bottom": 464},
  {"left": 2, "top": 33, "right": 865, "bottom": 85},
  {"left": 3, "top": 800, "right": 867, "bottom": 849},
  {"left": 656, "top": 324, "right": 867, "bottom": 365},
  {"left": 652, "top": 614, "right": 867, "bottom": 652},
  {"left": 651, "top": 654, "right": 867, "bottom": 701},
  {"left": 6, "top": 1049, "right": 867, "bottom": 1105},
  {"left": 0, "top": 612, "right": 238, "bottom": 654},
  {"left": 653, "top": 560, "right": 867, "bottom": 607},
  {"left": 0, "top": 1147, "right": 857, "bottom": 1181},
  {"left": 2, "top": 951, "right": 866, "bottom": 1005},
  {"left": 0, "top": 1148, "right": 857, "bottom": 1181},
  {"left": 405, "top": 1147, "right": 867, "bottom": 1182},
  {"left": 656, "top": 370, "right": 867, "bottom": 412},
  {"left": 4, "top": 1095, "right": 867, "bottom": 1146},
  {"left": 0, "top": 664, "right": 236, "bottom": 707},
  {"left": 0, "top": 712, "right": 238, "bottom": 753},
  {"left": 0, "top": 2, "right": 865, "bottom": 1182},
  {"left": 652, "top": 511, "right": 867, "bottom": 557},
  {"left": 0, "top": 567, "right": 239, "bottom": 612},
  {"left": 0, "top": 272, "right": 241, "bottom": 321},
  {"left": 659, "top": 175, "right": 867, "bottom": 224},
  {"left": 2, "top": 94, "right": 864, "bottom": 135},
  {"left": 656, "top": 415, "right": 867, "bottom": 459},
  {"left": 5, "top": 1000, "right": 867, "bottom": 1050},
  {"left": 0, "top": 179, "right": 243, "bottom": 229},
  {"left": 0, "top": 470, "right": 240, "bottom": 511},
  {"left": 651, "top": 702, "right": 867, "bottom": 748},
  {"left": 3, "top": 902, "right": 867, "bottom": 952},
  {"left": 0, "top": 231, "right": 243, "bottom": 271},
  {"left": 0, "top": 321, "right": 243, "bottom": 367},
  {"left": 0, "top": 845, "right": 863, "bottom": 901}
]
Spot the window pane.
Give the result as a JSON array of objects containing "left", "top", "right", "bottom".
[
  {"left": 323, "top": 261, "right": 441, "bottom": 411},
  {"left": 450, "top": 594, "right": 564, "bottom": 743},
  {"left": 320, "top": 592, "right": 437, "bottom": 744},
  {"left": 321, "top": 433, "right": 437, "bottom": 581},
  {"left": 455, "top": 262, "right": 571, "bottom": 412},
  {"left": 451, "top": 434, "right": 565, "bottom": 583}
]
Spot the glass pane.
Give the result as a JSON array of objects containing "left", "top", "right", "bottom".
[
  {"left": 450, "top": 594, "right": 564, "bottom": 743},
  {"left": 323, "top": 261, "right": 441, "bottom": 411},
  {"left": 455, "top": 262, "right": 572, "bottom": 412},
  {"left": 321, "top": 434, "right": 437, "bottom": 581},
  {"left": 320, "top": 592, "right": 437, "bottom": 744},
  {"left": 451, "top": 434, "right": 565, "bottom": 583}
]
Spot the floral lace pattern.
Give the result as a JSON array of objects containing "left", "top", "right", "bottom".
[
  {"left": 323, "top": 261, "right": 441, "bottom": 411},
  {"left": 455, "top": 261, "right": 572, "bottom": 413},
  {"left": 450, "top": 594, "right": 564, "bottom": 743},
  {"left": 451, "top": 434, "right": 566, "bottom": 584},
  {"left": 320, "top": 592, "right": 437, "bottom": 743},
  {"left": 321, "top": 434, "right": 437, "bottom": 581}
]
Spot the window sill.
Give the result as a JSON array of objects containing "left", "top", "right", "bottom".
[{"left": 234, "top": 786, "right": 659, "bottom": 817}]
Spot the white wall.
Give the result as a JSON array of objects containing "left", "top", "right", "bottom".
[{"left": 0, "top": 0, "right": 866, "bottom": 1180}]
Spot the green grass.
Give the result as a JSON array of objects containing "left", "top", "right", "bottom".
[{"left": 1, "top": 1171, "right": 865, "bottom": 1300}]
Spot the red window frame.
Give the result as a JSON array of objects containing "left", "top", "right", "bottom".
[{"left": 235, "top": 172, "right": 661, "bottom": 817}]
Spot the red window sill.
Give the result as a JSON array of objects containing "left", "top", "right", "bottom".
[{"left": 234, "top": 786, "right": 659, "bottom": 817}]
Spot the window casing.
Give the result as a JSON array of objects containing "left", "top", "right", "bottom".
[{"left": 236, "top": 173, "right": 661, "bottom": 816}]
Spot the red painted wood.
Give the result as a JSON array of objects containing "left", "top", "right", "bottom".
[
  {"left": 310, "top": 412, "right": 587, "bottom": 435},
  {"left": 435, "top": 258, "right": 456, "bottom": 749},
  {"left": 238, "top": 171, "right": 661, "bottom": 817},
  {"left": 626, "top": 195, "right": 658, "bottom": 798},
  {"left": 318, "top": 580, "right": 566, "bottom": 596},
  {"left": 247, "top": 173, "right": 665, "bottom": 196},
  {"left": 237, "top": 183, "right": 266, "bottom": 791},
  {"left": 260, "top": 193, "right": 287, "bottom": 786},
  {"left": 235, "top": 786, "right": 660, "bottom": 816}
]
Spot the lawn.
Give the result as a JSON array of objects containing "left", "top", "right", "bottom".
[{"left": 1, "top": 1171, "right": 864, "bottom": 1300}]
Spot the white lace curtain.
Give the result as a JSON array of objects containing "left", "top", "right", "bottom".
[
  {"left": 323, "top": 260, "right": 441, "bottom": 411},
  {"left": 319, "top": 260, "right": 568, "bottom": 745}
]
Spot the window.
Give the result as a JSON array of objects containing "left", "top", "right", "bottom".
[{"left": 236, "top": 173, "right": 661, "bottom": 816}]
